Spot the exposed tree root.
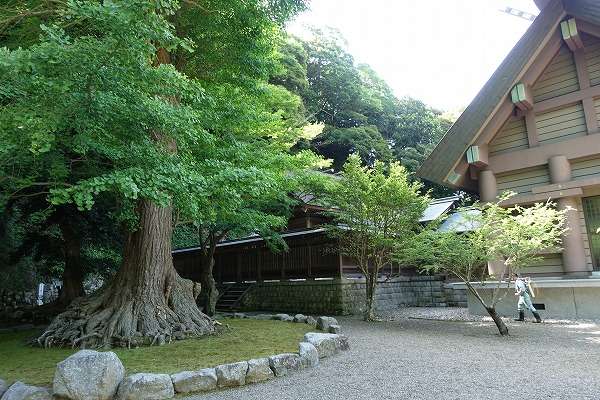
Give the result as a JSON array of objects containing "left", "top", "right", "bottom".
[{"left": 36, "top": 274, "right": 215, "bottom": 349}]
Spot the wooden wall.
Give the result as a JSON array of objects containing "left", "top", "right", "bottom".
[
  {"left": 173, "top": 232, "right": 342, "bottom": 284},
  {"left": 532, "top": 44, "right": 579, "bottom": 103},
  {"left": 522, "top": 254, "right": 564, "bottom": 275},
  {"left": 571, "top": 156, "right": 600, "bottom": 181},
  {"left": 480, "top": 26, "right": 600, "bottom": 277},
  {"left": 489, "top": 117, "right": 528, "bottom": 156},
  {"left": 577, "top": 197, "right": 595, "bottom": 271},
  {"left": 496, "top": 165, "right": 550, "bottom": 195},
  {"left": 535, "top": 102, "right": 587, "bottom": 144},
  {"left": 583, "top": 33, "right": 600, "bottom": 87},
  {"left": 489, "top": 34, "right": 600, "bottom": 156}
]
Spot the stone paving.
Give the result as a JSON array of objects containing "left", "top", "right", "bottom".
[{"left": 185, "top": 310, "right": 600, "bottom": 400}]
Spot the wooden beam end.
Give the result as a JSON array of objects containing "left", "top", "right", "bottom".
[
  {"left": 511, "top": 83, "right": 533, "bottom": 111},
  {"left": 562, "top": 18, "right": 584, "bottom": 51},
  {"left": 466, "top": 145, "right": 489, "bottom": 167}
]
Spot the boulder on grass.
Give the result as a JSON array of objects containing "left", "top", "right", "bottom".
[
  {"left": 233, "top": 313, "right": 246, "bottom": 319},
  {"left": 0, "top": 379, "right": 7, "bottom": 398},
  {"left": 306, "top": 316, "right": 317, "bottom": 326},
  {"left": 53, "top": 349, "right": 125, "bottom": 400},
  {"left": 245, "top": 358, "right": 274, "bottom": 384},
  {"left": 274, "top": 313, "right": 291, "bottom": 321},
  {"left": 253, "top": 314, "right": 274, "bottom": 320},
  {"left": 215, "top": 362, "right": 248, "bottom": 388},
  {"left": 303, "top": 332, "right": 349, "bottom": 358},
  {"left": 298, "top": 342, "right": 319, "bottom": 368},
  {"left": 170, "top": 368, "right": 216, "bottom": 394},
  {"left": 268, "top": 353, "right": 302, "bottom": 377},
  {"left": 293, "top": 314, "right": 307, "bottom": 323},
  {"left": 1, "top": 381, "right": 51, "bottom": 400},
  {"left": 328, "top": 324, "right": 342, "bottom": 334},
  {"left": 116, "top": 373, "right": 174, "bottom": 400},
  {"left": 316, "top": 316, "right": 338, "bottom": 331}
]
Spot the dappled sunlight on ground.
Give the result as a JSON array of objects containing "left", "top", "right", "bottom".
[{"left": 187, "top": 313, "right": 600, "bottom": 400}]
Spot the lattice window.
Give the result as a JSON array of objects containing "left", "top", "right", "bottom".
[{"left": 583, "top": 196, "right": 600, "bottom": 271}]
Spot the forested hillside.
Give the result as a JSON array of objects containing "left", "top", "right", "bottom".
[{"left": 271, "top": 29, "right": 454, "bottom": 180}]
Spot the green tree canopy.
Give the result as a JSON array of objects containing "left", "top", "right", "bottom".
[
  {"left": 327, "top": 155, "right": 429, "bottom": 320},
  {"left": 274, "top": 29, "right": 455, "bottom": 197},
  {"left": 405, "top": 195, "right": 567, "bottom": 335},
  {"left": 0, "top": 0, "right": 311, "bottom": 348}
]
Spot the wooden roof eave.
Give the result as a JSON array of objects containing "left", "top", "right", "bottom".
[{"left": 417, "top": 0, "right": 566, "bottom": 189}]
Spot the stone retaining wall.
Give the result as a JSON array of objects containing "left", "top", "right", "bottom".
[
  {"left": 240, "top": 276, "right": 468, "bottom": 315},
  {"left": 443, "top": 283, "right": 468, "bottom": 307},
  {"left": 240, "top": 280, "right": 345, "bottom": 315}
]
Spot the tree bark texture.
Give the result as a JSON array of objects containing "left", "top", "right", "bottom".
[
  {"left": 57, "top": 219, "right": 85, "bottom": 306},
  {"left": 199, "top": 253, "right": 219, "bottom": 317},
  {"left": 364, "top": 273, "right": 377, "bottom": 321},
  {"left": 486, "top": 306, "right": 509, "bottom": 336},
  {"left": 37, "top": 200, "right": 214, "bottom": 348},
  {"left": 464, "top": 281, "right": 509, "bottom": 336}
]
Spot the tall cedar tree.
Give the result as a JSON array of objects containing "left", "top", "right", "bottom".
[{"left": 1, "top": 0, "right": 309, "bottom": 348}]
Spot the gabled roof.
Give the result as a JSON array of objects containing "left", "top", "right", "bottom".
[
  {"left": 417, "top": 0, "right": 600, "bottom": 188},
  {"left": 419, "top": 195, "right": 460, "bottom": 222}
]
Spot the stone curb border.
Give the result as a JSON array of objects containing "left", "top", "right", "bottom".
[{"left": 0, "top": 315, "right": 348, "bottom": 400}]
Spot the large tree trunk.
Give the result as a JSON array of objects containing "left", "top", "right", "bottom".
[
  {"left": 57, "top": 219, "right": 85, "bottom": 306},
  {"left": 37, "top": 200, "right": 214, "bottom": 348},
  {"left": 199, "top": 253, "right": 219, "bottom": 316}
]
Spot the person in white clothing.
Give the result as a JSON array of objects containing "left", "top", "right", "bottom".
[{"left": 514, "top": 274, "right": 542, "bottom": 323}]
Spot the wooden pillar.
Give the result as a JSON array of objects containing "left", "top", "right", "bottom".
[
  {"left": 280, "top": 250, "right": 286, "bottom": 281},
  {"left": 236, "top": 252, "right": 243, "bottom": 283},
  {"left": 548, "top": 156, "right": 589, "bottom": 275},
  {"left": 478, "top": 170, "right": 497, "bottom": 202},
  {"left": 573, "top": 48, "right": 599, "bottom": 134},
  {"left": 307, "top": 244, "right": 313, "bottom": 279},
  {"left": 548, "top": 155, "right": 571, "bottom": 184},
  {"left": 481, "top": 170, "right": 503, "bottom": 276},
  {"left": 558, "top": 197, "right": 590, "bottom": 276},
  {"left": 256, "top": 249, "right": 262, "bottom": 283},
  {"left": 524, "top": 112, "right": 539, "bottom": 147}
]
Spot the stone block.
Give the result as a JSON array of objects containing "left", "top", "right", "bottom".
[
  {"left": 54, "top": 350, "right": 125, "bottom": 400},
  {"left": 245, "top": 358, "right": 274, "bottom": 384},
  {"left": 215, "top": 361, "right": 248, "bottom": 388},
  {"left": 316, "top": 316, "right": 338, "bottom": 331},
  {"left": 298, "top": 342, "right": 319, "bottom": 368},
  {"left": 116, "top": 373, "right": 174, "bottom": 400},
  {"left": 1, "top": 382, "right": 51, "bottom": 400},
  {"left": 268, "top": 353, "right": 302, "bottom": 377},
  {"left": 170, "top": 368, "right": 216, "bottom": 394},
  {"left": 303, "top": 332, "right": 349, "bottom": 358}
]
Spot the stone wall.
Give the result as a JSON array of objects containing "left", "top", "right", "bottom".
[
  {"left": 240, "top": 280, "right": 345, "bottom": 315},
  {"left": 0, "top": 282, "right": 60, "bottom": 310},
  {"left": 240, "top": 276, "right": 468, "bottom": 315},
  {"left": 443, "top": 283, "right": 468, "bottom": 307}
]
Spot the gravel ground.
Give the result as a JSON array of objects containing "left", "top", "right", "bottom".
[
  {"left": 185, "top": 311, "right": 600, "bottom": 400},
  {"left": 381, "top": 306, "right": 600, "bottom": 325}
]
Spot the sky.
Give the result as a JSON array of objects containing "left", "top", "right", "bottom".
[{"left": 287, "top": 0, "right": 540, "bottom": 112}]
